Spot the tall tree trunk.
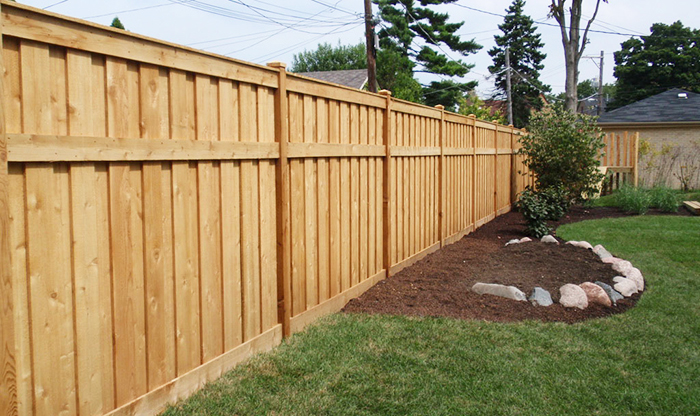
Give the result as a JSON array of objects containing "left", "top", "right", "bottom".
[
  {"left": 564, "top": 43, "right": 579, "bottom": 112},
  {"left": 550, "top": 0, "right": 606, "bottom": 112}
]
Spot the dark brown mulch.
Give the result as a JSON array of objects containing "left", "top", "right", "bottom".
[{"left": 342, "top": 206, "right": 692, "bottom": 323}]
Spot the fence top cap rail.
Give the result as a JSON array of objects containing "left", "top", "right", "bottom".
[
  {"left": 286, "top": 71, "right": 387, "bottom": 98},
  {"left": 0, "top": 0, "right": 278, "bottom": 76}
]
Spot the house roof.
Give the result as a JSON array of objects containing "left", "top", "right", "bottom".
[
  {"left": 297, "top": 69, "right": 368, "bottom": 90},
  {"left": 598, "top": 88, "right": 700, "bottom": 124}
]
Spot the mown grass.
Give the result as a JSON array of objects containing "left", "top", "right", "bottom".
[{"left": 164, "top": 216, "right": 700, "bottom": 416}]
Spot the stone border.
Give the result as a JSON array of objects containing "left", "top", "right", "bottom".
[{"left": 472, "top": 236, "right": 645, "bottom": 310}]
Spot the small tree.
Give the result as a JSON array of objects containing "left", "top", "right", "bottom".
[
  {"left": 110, "top": 17, "right": 126, "bottom": 30},
  {"left": 519, "top": 105, "right": 606, "bottom": 202},
  {"left": 289, "top": 42, "right": 366, "bottom": 73},
  {"left": 457, "top": 94, "right": 506, "bottom": 124}
]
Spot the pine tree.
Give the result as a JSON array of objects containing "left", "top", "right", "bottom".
[
  {"left": 110, "top": 17, "right": 125, "bottom": 30},
  {"left": 488, "top": 0, "right": 549, "bottom": 128},
  {"left": 374, "top": 0, "right": 481, "bottom": 111}
]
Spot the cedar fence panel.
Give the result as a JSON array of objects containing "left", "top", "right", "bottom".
[
  {"left": 599, "top": 131, "right": 640, "bottom": 191},
  {"left": 0, "top": 2, "right": 533, "bottom": 416}
]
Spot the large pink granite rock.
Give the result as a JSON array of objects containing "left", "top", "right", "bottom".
[{"left": 579, "top": 282, "right": 612, "bottom": 307}]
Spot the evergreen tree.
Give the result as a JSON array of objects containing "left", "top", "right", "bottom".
[
  {"left": 609, "top": 21, "right": 700, "bottom": 110},
  {"left": 289, "top": 42, "right": 367, "bottom": 73},
  {"left": 110, "top": 17, "right": 125, "bottom": 30},
  {"left": 374, "top": 0, "right": 481, "bottom": 110},
  {"left": 488, "top": 0, "right": 549, "bottom": 128}
]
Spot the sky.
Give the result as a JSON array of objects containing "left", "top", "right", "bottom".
[{"left": 16, "top": 0, "right": 700, "bottom": 98}]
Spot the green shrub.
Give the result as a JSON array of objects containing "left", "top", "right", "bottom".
[
  {"left": 649, "top": 186, "right": 679, "bottom": 213},
  {"left": 615, "top": 185, "right": 651, "bottom": 214},
  {"left": 537, "top": 186, "right": 570, "bottom": 221},
  {"left": 519, "top": 105, "right": 606, "bottom": 204},
  {"left": 516, "top": 188, "right": 552, "bottom": 238}
]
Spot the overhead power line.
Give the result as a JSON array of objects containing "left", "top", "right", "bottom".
[{"left": 454, "top": 4, "right": 640, "bottom": 37}]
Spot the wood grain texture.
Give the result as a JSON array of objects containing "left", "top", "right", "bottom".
[
  {"left": 0, "top": 6, "right": 536, "bottom": 415},
  {"left": 0, "top": 4, "right": 18, "bottom": 415},
  {"left": 67, "top": 48, "right": 115, "bottom": 415}
]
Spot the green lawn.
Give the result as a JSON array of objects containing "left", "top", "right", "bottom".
[{"left": 164, "top": 216, "right": 700, "bottom": 415}]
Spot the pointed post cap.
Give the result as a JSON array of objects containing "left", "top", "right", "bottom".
[
  {"left": 378, "top": 90, "right": 392, "bottom": 97},
  {"left": 435, "top": 105, "right": 445, "bottom": 110}
]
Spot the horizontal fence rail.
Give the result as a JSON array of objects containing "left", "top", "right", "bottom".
[{"left": 0, "top": 2, "right": 533, "bottom": 416}]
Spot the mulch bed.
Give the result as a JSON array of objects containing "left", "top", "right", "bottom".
[{"left": 342, "top": 206, "right": 692, "bottom": 323}]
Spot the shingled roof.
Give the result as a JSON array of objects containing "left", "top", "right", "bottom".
[
  {"left": 297, "top": 69, "right": 368, "bottom": 90},
  {"left": 598, "top": 88, "right": 700, "bottom": 124}
]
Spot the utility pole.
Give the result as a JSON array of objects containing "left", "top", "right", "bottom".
[
  {"left": 505, "top": 47, "right": 513, "bottom": 126},
  {"left": 364, "top": 0, "right": 378, "bottom": 93},
  {"left": 598, "top": 50, "right": 604, "bottom": 115}
]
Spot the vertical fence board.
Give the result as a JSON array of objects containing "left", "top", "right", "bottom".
[
  {"left": 106, "top": 56, "right": 148, "bottom": 406},
  {"left": 67, "top": 48, "right": 115, "bottom": 415},
  {"left": 259, "top": 161, "right": 277, "bottom": 331},
  {"left": 195, "top": 75, "right": 224, "bottom": 363},
  {"left": 240, "top": 160, "right": 261, "bottom": 340},
  {"left": 169, "top": 69, "right": 201, "bottom": 377},
  {"left": 220, "top": 161, "right": 243, "bottom": 350},
  {"left": 20, "top": 37, "right": 77, "bottom": 416},
  {"left": 140, "top": 64, "right": 176, "bottom": 391}
]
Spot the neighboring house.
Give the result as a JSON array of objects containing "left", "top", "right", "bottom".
[
  {"left": 297, "top": 69, "right": 369, "bottom": 90},
  {"left": 598, "top": 88, "right": 700, "bottom": 189}
]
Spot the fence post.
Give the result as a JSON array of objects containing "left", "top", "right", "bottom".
[
  {"left": 469, "top": 115, "right": 477, "bottom": 228},
  {"left": 379, "top": 90, "right": 392, "bottom": 277},
  {"left": 0, "top": 3, "right": 18, "bottom": 414},
  {"left": 435, "top": 105, "right": 445, "bottom": 247},
  {"left": 632, "top": 132, "right": 639, "bottom": 187},
  {"left": 510, "top": 128, "right": 518, "bottom": 205},
  {"left": 494, "top": 122, "right": 499, "bottom": 217},
  {"left": 267, "top": 61, "right": 291, "bottom": 338}
]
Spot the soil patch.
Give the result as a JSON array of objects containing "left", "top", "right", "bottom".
[{"left": 343, "top": 206, "right": 690, "bottom": 323}]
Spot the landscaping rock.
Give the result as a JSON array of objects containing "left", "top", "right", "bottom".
[
  {"left": 624, "top": 267, "right": 645, "bottom": 291},
  {"left": 601, "top": 256, "right": 623, "bottom": 264},
  {"left": 593, "top": 244, "right": 613, "bottom": 259},
  {"left": 541, "top": 235, "right": 559, "bottom": 244},
  {"left": 505, "top": 238, "right": 521, "bottom": 246},
  {"left": 519, "top": 237, "right": 532, "bottom": 243},
  {"left": 612, "top": 260, "right": 634, "bottom": 275},
  {"left": 472, "top": 283, "right": 527, "bottom": 301},
  {"left": 613, "top": 276, "right": 638, "bottom": 297},
  {"left": 528, "top": 287, "right": 553, "bottom": 307},
  {"left": 566, "top": 240, "right": 593, "bottom": 250},
  {"left": 579, "top": 282, "right": 612, "bottom": 307},
  {"left": 595, "top": 281, "right": 624, "bottom": 305},
  {"left": 559, "top": 284, "right": 588, "bottom": 309}
]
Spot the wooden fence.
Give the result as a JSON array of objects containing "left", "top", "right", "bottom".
[
  {"left": 599, "top": 131, "right": 639, "bottom": 192},
  {"left": 0, "top": 2, "right": 533, "bottom": 415}
]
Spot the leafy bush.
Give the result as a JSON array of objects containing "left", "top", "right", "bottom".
[
  {"left": 516, "top": 188, "right": 552, "bottom": 238},
  {"left": 537, "top": 186, "right": 570, "bottom": 221},
  {"left": 615, "top": 185, "right": 651, "bottom": 214},
  {"left": 519, "top": 105, "right": 606, "bottom": 204},
  {"left": 649, "top": 186, "right": 680, "bottom": 213}
]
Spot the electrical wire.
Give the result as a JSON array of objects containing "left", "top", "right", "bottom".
[
  {"left": 454, "top": 3, "right": 640, "bottom": 37},
  {"left": 43, "top": 0, "right": 68, "bottom": 10},
  {"left": 83, "top": 2, "right": 177, "bottom": 19}
]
